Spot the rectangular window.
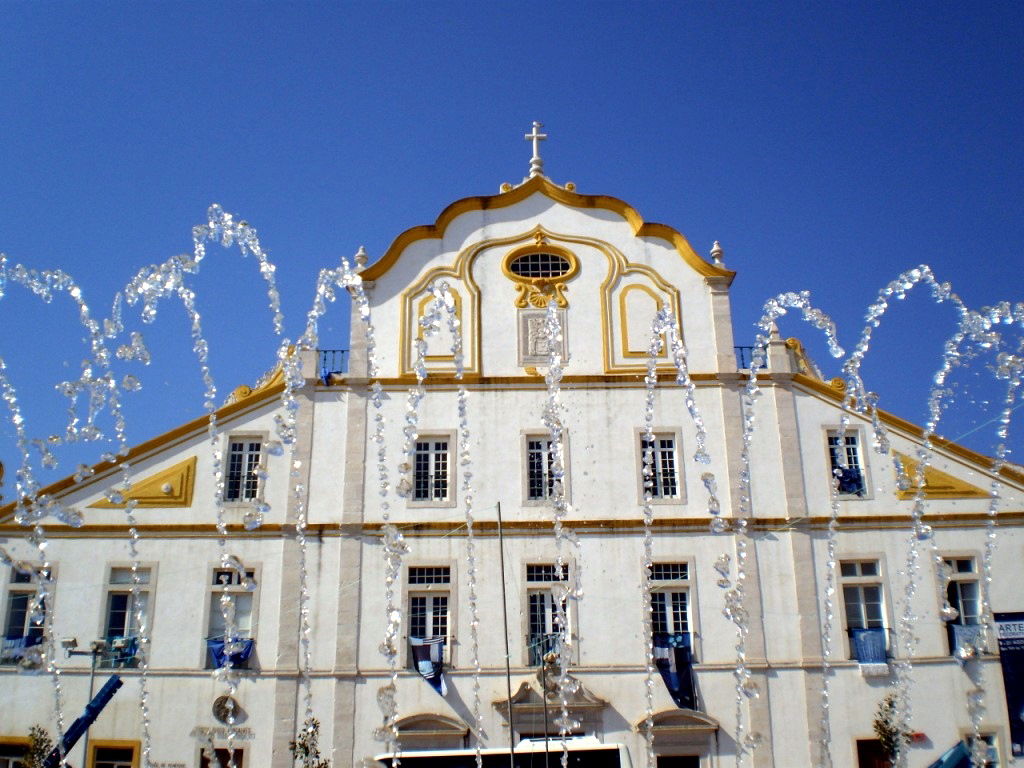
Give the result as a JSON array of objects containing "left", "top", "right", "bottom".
[
  {"left": 641, "top": 435, "right": 679, "bottom": 499},
  {"left": 101, "top": 567, "right": 151, "bottom": 669},
  {"left": 828, "top": 431, "right": 866, "bottom": 496},
  {"left": 407, "top": 566, "right": 451, "bottom": 668},
  {"left": 224, "top": 438, "right": 262, "bottom": 501},
  {"left": 650, "top": 562, "right": 691, "bottom": 636},
  {"left": 840, "top": 560, "right": 888, "bottom": 662},
  {"left": 92, "top": 743, "right": 137, "bottom": 768},
  {"left": 526, "top": 437, "right": 555, "bottom": 500},
  {"left": 206, "top": 567, "right": 256, "bottom": 669},
  {"left": 413, "top": 439, "right": 450, "bottom": 502},
  {"left": 0, "top": 743, "right": 27, "bottom": 768},
  {"left": 966, "top": 734, "right": 999, "bottom": 767},
  {"left": 200, "top": 748, "right": 244, "bottom": 768},
  {"left": 945, "top": 557, "right": 983, "bottom": 655},
  {"left": 526, "top": 563, "right": 570, "bottom": 665},
  {"left": 2, "top": 568, "right": 45, "bottom": 666}
]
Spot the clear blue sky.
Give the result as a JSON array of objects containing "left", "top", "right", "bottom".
[{"left": 1, "top": 2, "right": 1022, "bottom": 493}]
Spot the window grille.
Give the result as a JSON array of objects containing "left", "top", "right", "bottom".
[
  {"left": 225, "top": 439, "right": 262, "bottom": 501},
  {"left": 641, "top": 436, "right": 679, "bottom": 498},
  {"left": 828, "top": 432, "right": 866, "bottom": 496},
  {"left": 527, "top": 438, "right": 556, "bottom": 500},
  {"left": 651, "top": 563, "right": 689, "bottom": 581},
  {"left": 413, "top": 440, "right": 449, "bottom": 501},
  {"left": 409, "top": 566, "right": 451, "bottom": 585},
  {"left": 527, "top": 564, "right": 568, "bottom": 582},
  {"left": 509, "top": 252, "right": 571, "bottom": 279},
  {"left": 651, "top": 591, "right": 689, "bottom": 634}
]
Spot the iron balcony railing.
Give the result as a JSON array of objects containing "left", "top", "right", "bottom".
[
  {"left": 734, "top": 345, "right": 771, "bottom": 370},
  {"left": 318, "top": 349, "right": 349, "bottom": 378},
  {"left": 848, "top": 627, "right": 896, "bottom": 663},
  {"left": 99, "top": 635, "right": 140, "bottom": 668},
  {"left": 527, "top": 632, "right": 562, "bottom": 666}
]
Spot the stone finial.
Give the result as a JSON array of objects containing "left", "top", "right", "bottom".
[
  {"left": 710, "top": 241, "right": 725, "bottom": 266},
  {"left": 525, "top": 121, "right": 548, "bottom": 179},
  {"left": 354, "top": 246, "right": 368, "bottom": 271}
]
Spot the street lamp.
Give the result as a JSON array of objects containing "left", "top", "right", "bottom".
[{"left": 62, "top": 637, "right": 106, "bottom": 767}]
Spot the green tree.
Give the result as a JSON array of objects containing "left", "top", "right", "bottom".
[
  {"left": 22, "top": 724, "right": 54, "bottom": 768},
  {"left": 289, "top": 718, "right": 331, "bottom": 768},
  {"left": 872, "top": 692, "right": 909, "bottom": 761}
]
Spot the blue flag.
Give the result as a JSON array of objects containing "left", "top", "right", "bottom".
[
  {"left": 652, "top": 632, "right": 695, "bottom": 709},
  {"left": 410, "top": 636, "right": 447, "bottom": 696}
]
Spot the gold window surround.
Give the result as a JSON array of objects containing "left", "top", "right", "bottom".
[
  {"left": 398, "top": 225, "right": 683, "bottom": 377},
  {"left": 501, "top": 240, "right": 579, "bottom": 309},
  {"left": 416, "top": 291, "right": 464, "bottom": 364}
]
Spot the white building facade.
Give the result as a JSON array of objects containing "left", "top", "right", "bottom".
[{"left": 1, "top": 165, "right": 1022, "bottom": 768}]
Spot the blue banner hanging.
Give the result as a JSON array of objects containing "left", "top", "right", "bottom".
[
  {"left": 410, "top": 636, "right": 447, "bottom": 696},
  {"left": 995, "top": 612, "right": 1024, "bottom": 758},
  {"left": 652, "top": 632, "right": 695, "bottom": 709}
]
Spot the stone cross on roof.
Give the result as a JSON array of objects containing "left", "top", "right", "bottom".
[{"left": 525, "top": 121, "right": 547, "bottom": 178}]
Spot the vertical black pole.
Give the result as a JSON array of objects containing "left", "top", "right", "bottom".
[{"left": 497, "top": 502, "right": 516, "bottom": 768}]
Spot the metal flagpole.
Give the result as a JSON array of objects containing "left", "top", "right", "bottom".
[{"left": 497, "top": 501, "right": 516, "bottom": 768}]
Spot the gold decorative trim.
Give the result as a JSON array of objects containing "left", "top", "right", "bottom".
[
  {"left": 892, "top": 451, "right": 989, "bottom": 500},
  {"left": 619, "top": 283, "right": 668, "bottom": 358},
  {"left": 0, "top": 381, "right": 284, "bottom": 524},
  {"left": 225, "top": 363, "right": 285, "bottom": 405},
  {"left": 2, "top": 509, "right": 1022, "bottom": 538},
  {"left": 416, "top": 291, "right": 463, "bottom": 363},
  {"left": 785, "top": 337, "right": 823, "bottom": 379},
  {"left": 790, "top": 372, "right": 1024, "bottom": 488},
  {"left": 88, "top": 456, "right": 197, "bottom": 509},
  {"left": 362, "top": 175, "right": 734, "bottom": 284},
  {"left": 501, "top": 240, "right": 579, "bottom": 309}
]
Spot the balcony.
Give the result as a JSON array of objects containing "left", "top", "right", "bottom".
[
  {"left": 1, "top": 633, "right": 43, "bottom": 665},
  {"left": 99, "top": 635, "right": 140, "bottom": 668},
  {"left": 835, "top": 467, "right": 866, "bottom": 496},
  {"left": 948, "top": 622, "right": 986, "bottom": 657},
  {"left": 527, "top": 632, "right": 562, "bottom": 667},
  {"left": 318, "top": 349, "right": 349, "bottom": 381},
  {"left": 206, "top": 636, "right": 255, "bottom": 670},
  {"left": 849, "top": 627, "right": 893, "bottom": 675}
]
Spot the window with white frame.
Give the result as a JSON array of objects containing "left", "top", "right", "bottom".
[
  {"left": 640, "top": 434, "right": 680, "bottom": 500},
  {"left": 2, "top": 567, "right": 46, "bottom": 665},
  {"left": 965, "top": 734, "right": 999, "bottom": 767},
  {"left": 101, "top": 566, "right": 151, "bottom": 668},
  {"left": 206, "top": 567, "right": 256, "bottom": 669},
  {"left": 944, "top": 556, "right": 982, "bottom": 655},
  {"left": 840, "top": 560, "right": 888, "bottom": 662},
  {"left": 200, "top": 747, "right": 245, "bottom": 768},
  {"left": 413, "top": 438, "right": 451, "bottom": 502},
  {"left": 525, "top": 436, "right": 556, "bottom": 501},
  {"left": 828, "top": 430, "right": 866, "bottom": 496},
  {"left": 407, "top": 566, "right": 451, "bottom": 667},
  {"left": 650, "top": 562, "right": 690, "bottom": 636},
  {"left": 526, "top": 563, "right": 569, "bottom": 665},
  {"left": 224, "top": 438, "right": 262, "bottom": 502},
  {"left": 0, "top": 742, "right": 26, "bottom": 768},
  {"left": 92, "top": 744, "right": 137, "bottom": 768}
]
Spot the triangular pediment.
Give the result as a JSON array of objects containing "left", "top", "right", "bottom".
[
  {"left": 88, "top": 456, "right": 197, "bottom": 508},
  {"left": 395, "top": 713, "right": 469, "bottom": 737},
  {"left": 632, "top": 708, "right": 719, "bottom": 733},
  {"left": 892, "top": 452, "right": 988, "bottom": 500},
  {"left": 493, "top": 677, "right": 607, "bottom": 717}
]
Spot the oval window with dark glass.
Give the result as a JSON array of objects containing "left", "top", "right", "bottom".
[{"left": 508, "top": 252, "right": 572, "bottom": 280}]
